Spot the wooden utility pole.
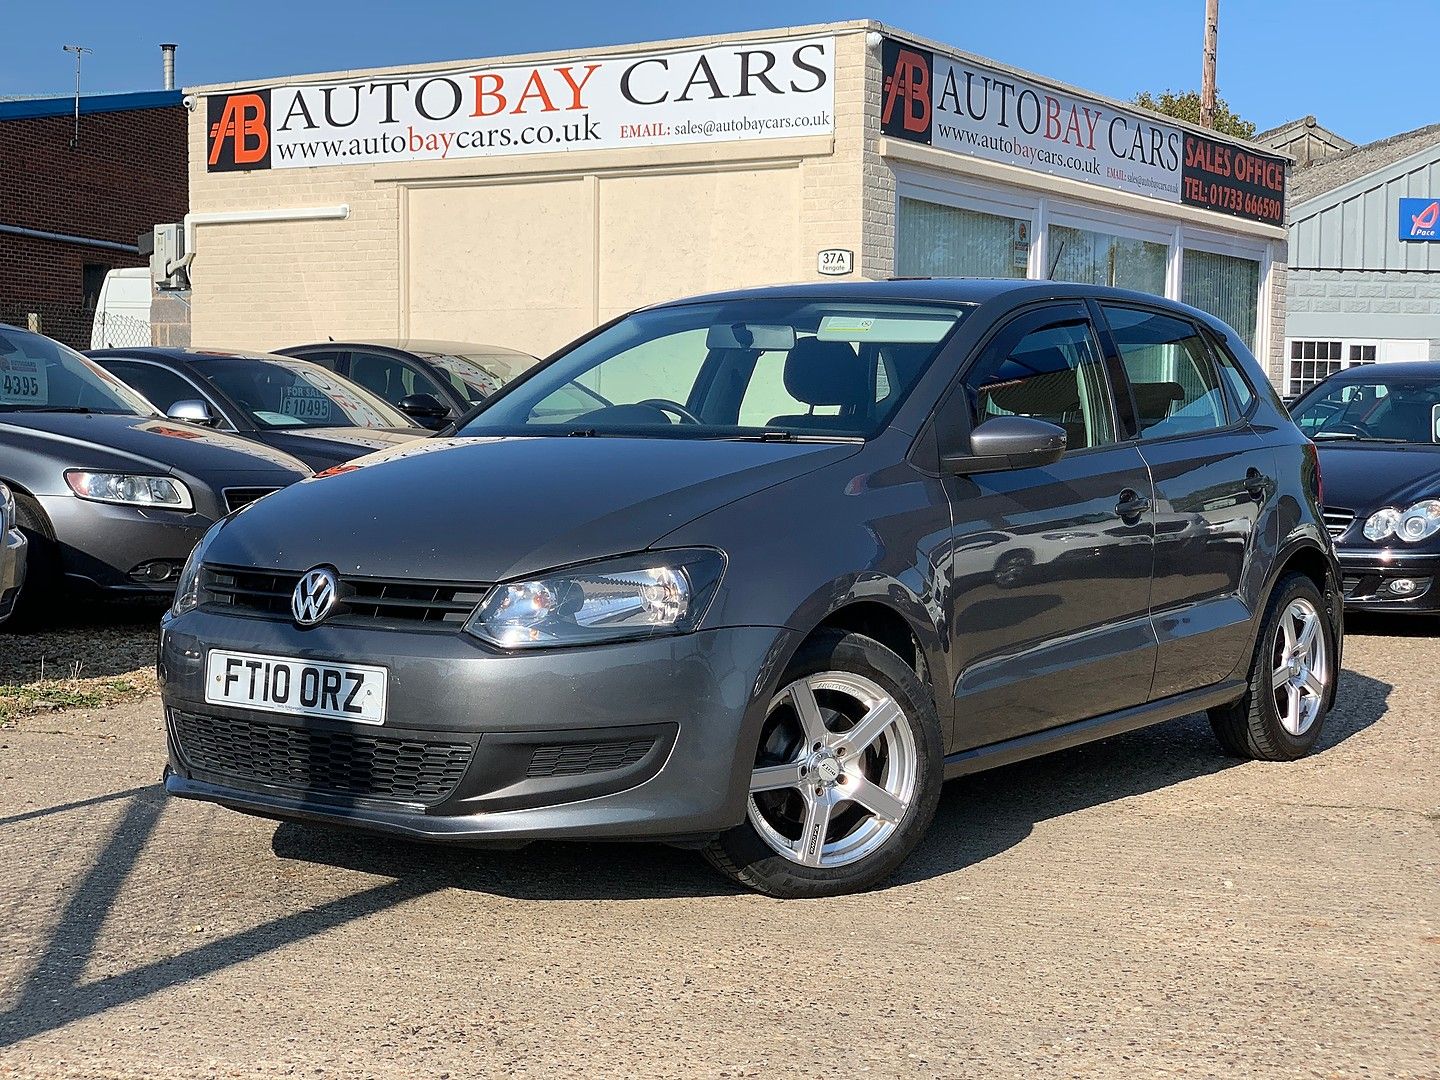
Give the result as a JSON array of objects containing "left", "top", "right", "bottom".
[{"left": 1200, "top": 0, "right": 1218, "bottom": 129}]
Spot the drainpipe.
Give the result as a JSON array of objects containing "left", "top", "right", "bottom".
[{"left": 171, "top": 204, "right": 351, "bottom": 278}]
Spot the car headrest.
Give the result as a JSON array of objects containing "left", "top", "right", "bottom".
[
  {"left": 783, "top": 338, "right": 867, "bottom": 407},
  {"left": 1132, "top": 382, "right": 1186, "bottom": 418}
]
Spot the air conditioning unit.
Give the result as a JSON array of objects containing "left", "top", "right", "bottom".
[{"left": 141, "top": 223, "right": 187, "bottom": 290}]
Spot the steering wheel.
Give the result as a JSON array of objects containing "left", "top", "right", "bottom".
[{"left": 636, "top": 398, "right": 703, "bottom": 424}]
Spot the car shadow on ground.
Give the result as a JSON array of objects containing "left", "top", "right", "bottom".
[
  {"left": 0, "top": 598, "right": 165, "bottom": 682},
  {"left": 270, "top": 666, "right": 1392, "bottom": 901}
]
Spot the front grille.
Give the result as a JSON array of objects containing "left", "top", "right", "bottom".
[
  {"left": 223, "top": 487, "right": 280, "bottom": 513},
  {"left": 527, "top": 738, "right": 656, "bottom": 778},
  {"left": 1323, "top": 507, "right": 1355, "bottom": 540},
  {"left": 201, "top": 564, "right": 489, "bottom": 628},
  {"left": 171, "top": 709, "right": 473, "bottom": 805}
]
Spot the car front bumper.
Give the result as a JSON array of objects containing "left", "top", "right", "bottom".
[
  {"left": 38, "top": 494, "right": 213, "bottom": 595},
  {"left": 1335, "top": 548, "right": 1440, "bottom": 612},
  {"left": 0, "top": 526, "right": 26, "bottom": 621},
  {"left": 159, "top": 609, "right": 792, "bottom": 843}
]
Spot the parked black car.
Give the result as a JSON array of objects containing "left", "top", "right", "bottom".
[
  {"left": 0, "top": 481, "right": 26, "bottom": 625},
  {"left": 89, "top": 348, "right": 427, "bottom": 472},
  {"left": 277, "top": 339, "right": 539, "bottom": 429},
  {"left": 1290, "top": 361, "right": 1440, "bottom": 611},
  {"left": 0, "top": 326, "right": 311, "bottom": 614},
  {"left": 160, "top": 281, "right": 1341, "bottom": 898}
]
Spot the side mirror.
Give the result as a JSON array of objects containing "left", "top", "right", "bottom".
[
  {"left": 942, "top": 415, "right": 1067, "bottom": 475},
  {"left": 397, "top": 392, "right": 451, "bottom": 420},
  {"left": 167, "top": 399, "right": 219, "bottom": 427}
]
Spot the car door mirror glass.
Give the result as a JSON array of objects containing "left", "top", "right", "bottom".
[
  {"left": 167, "top": 399, "right": 219, "bottom": 427},
  {"left": 943, "top": 415, "right": 1067, "bottom": 475}
]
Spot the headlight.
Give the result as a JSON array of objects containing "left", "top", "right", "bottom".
[
  {"left": 1396, "top": 500, "right": 1440, "bottom": 542},
  {"left": 170, "top": 519, "right": 225, "bottom": 617},
  {"left": 0, "top": 482, "right": 13, "bottom": 535},
  {"left": 1363, "top": 507, "right": 1400, "bottom": 541},
  {"left": 464, "top": 549, "right": 725, "bottom": 649},
  {"left": 1363, "top": 500, "right": 1440, "bottom": 543},
  {"left": 65, "top": 470, "right": 193, "bottom": 511}
]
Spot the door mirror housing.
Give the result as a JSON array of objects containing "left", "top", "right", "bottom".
[
  {"left": 942, "top": 415, "right": 1067, "bottom": 475},
  {"left": 167, "top": 399, "right": 219, "bottom": 427},
  {"left": 397, "top": 392, "right": 451, "bottom": 421}
]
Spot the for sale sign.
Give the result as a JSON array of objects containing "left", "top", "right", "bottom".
[{"left": 206, "top": 37, "right": 834, "bottom": 171}]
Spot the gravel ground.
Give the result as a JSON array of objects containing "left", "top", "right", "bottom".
[
  {"left": 0, "top": 604, "right": 161, "bottom": 724},
  {"left": 0, "top": 616, "right": 1435, "bottom": 1079}
]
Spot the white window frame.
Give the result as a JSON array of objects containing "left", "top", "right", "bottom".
[
  {"left": 892, "top": 165, "right": 1276, "bottom": 360},
  {"left": 1283, "top": 337, "right": 1431, "bottom": 396}
]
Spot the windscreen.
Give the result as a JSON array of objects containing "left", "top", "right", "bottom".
[
  {"left": 0, "top": 327, "right": 157, "bottom": 416},
  {"left": 202, "top": 358, "right": 413, "bottom": 429},
  {"left": 421, "top": 351, "right": 538, "bottom": 404},
  {"left": 457, "top": 299, "right": 969, "bottom": 440},
  {"left": 1292, "top": 376, "right": 1440, "bottom": 445}
]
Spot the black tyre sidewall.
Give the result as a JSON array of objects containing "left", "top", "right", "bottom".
[{"left": 706, "top": 629, "right": 944, "bottom": 898}]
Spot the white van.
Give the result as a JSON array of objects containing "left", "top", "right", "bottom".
[{"left": 89, "top": 267, "right": 153, "bottom": 349}]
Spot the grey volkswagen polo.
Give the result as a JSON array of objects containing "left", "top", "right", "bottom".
[{"left": 161, "top": 281, "right": 1342, "bottom": 897}]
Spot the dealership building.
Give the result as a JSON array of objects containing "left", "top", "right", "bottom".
[{"left": 184, "top": 21, "right": 1291, "bottom": 377}]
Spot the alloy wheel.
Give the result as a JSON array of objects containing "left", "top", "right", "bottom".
[
  {"left": 1270, "top": 597, "right": 1328, "bottom": 737},
  {"left": 747, "top": 670, "right": 918, "bottom": 867}
]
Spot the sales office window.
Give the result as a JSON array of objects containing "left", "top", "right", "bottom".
[
  {"left": 1048, "top": 224, "right": 1167, "bottom": 297},
  {"left": 896, "top": 197, "right": 1029, "bottom": 279}
]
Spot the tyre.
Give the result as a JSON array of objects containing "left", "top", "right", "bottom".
[
  {"left": 703, "top": 629, "right": 943, "bottom": 898},
  {"left": 5, "top": 493, "right": 60, "bottom": 629},
  {"left": 1208, "top": 573, "right": 1335, "bottom": 761}
]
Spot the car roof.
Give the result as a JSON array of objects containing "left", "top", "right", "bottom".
[
  {"left": 640, "top": 278, "right": 1240, "bottom": 330},
  {"left": 288, "top": 339, "right": 534, "bottom": 357},
  {"left": 88, "top": 346, "right": 303, "bottom": 364},
  {"left": 1320, "top": 360, "right": 1440, "bottom": 380}
]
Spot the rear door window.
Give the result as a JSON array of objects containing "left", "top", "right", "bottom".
[{"left": 1101, "top": 305, "right": 1229, "bottom": 439}]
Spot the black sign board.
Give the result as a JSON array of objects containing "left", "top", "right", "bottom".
[{"left": 1181, "top": 133, "right": 1286, "bottom": 226}]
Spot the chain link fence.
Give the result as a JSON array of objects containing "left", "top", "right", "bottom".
[{"left": 0, "top": 304, "right": 152, "bottom": 351}]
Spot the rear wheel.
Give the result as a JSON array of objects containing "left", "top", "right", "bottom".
[
  {"left": 703, "top": 630, "right": 943, "bottom": 898},
  {"left": 1209, "top": 573, "right": 1334, "bottom": 760}
]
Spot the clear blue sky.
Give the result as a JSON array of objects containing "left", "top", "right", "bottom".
[{"left": 4, "top": 0, "right": 1424, "bottom": 144}]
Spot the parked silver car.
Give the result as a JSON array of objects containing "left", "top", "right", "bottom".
[
  {"left": 0, "top": 325, "right": 311, "bottom": 618},
  {"left": 0, "top": 481, "right": 26, "bottom": 625}
]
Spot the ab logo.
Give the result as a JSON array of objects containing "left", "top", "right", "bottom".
[
  {"left": 207, "top": 91, "right": 271, "bottom": 171},
  {"left": 880, "top": 39, "right": 932, "bottom": 142}
]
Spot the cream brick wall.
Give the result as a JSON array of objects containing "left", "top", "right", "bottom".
[{"left": 186, "top": 23, "right": 875, "bottom": 353}]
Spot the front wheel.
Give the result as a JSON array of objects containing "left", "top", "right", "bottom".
[
  {"left": 703, "top": 630, "right": 943, "bottom": 898},
  {"left": 1208, "top": 573, "right": 1336, "bottom": 760}
]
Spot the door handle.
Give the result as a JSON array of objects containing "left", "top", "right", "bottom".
[
  {"left": 1244, "top": 467, "right": 1267, "bottom": 501},
  {"left": 1116, "top": 488, "right": 1151, "bottom": 521}
]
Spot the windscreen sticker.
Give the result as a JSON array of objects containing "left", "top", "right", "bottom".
[{"left": 0, "top": 354, "right": 48, "bottom": 405}]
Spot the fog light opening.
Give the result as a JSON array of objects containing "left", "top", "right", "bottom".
[{"left": 130, "top": 560, "right": 181, "bottom": 583}]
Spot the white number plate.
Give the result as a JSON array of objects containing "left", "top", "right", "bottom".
[{"left": 204, "top": 649, "right": 387, "bottom": 724}]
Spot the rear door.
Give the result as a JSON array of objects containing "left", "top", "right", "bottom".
[
  {"left": 942, "top": 303, "right": 1157, "bottom": 748},
  {"left": 1093, "top": 301, "right": 1275, "bottom": 699}
]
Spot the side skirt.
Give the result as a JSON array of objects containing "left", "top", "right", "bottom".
[{"left": 943, "top": 680, "right": 1246, "bottom": 779}]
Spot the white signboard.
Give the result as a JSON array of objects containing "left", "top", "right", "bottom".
[
  {"left": 880, "top": 39, "right": 1183, "bottom": 204},
  {"left": 817, "top": 248, "right": 854, "bottom": 275},
  {"left": 207, "top": 37, "right": 835, "bottom": 171}
]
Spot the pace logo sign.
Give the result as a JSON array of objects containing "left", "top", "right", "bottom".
[
  {"left": 205, "top": 38, "right": 834, "bottom": 171},
  {"left": 881, "top": 37, "right": 1183, "bottom": 204},
  {"left": 1399, "top": 198, "right": 1440, "bottom": 241}
]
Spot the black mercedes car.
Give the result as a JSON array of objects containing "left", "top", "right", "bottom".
[
  {"left": 277, "top": 339, "right": 539, "bottom": 430},
  {"left": 89, "top": 348, "right": 427, "bottom": 472},
  {"left": 1291, "top": 361, "right": 1440, "bottom": 612}
]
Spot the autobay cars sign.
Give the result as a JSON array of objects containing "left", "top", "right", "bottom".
[
  {"left": 206, "top": 37, "right": 834, "bottom": 171},
  {"left": 880, "top": 37, "right": 1285, "bottom": 225}
]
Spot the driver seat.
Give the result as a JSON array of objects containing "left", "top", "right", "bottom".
[{"left": 767, "top": 337, "right": 869, "bottom": 431}]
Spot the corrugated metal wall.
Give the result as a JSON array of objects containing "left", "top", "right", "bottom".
[{"left": 1292, "top": 154, "right": 1440, "bottom": 271}]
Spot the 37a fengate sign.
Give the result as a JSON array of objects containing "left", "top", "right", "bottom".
[
  {"left": 880, "top": 37, "right": 1286, "bottom": 226},
  {"left": 206, "top": 37, "right": 835, "bottom": 171}
]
